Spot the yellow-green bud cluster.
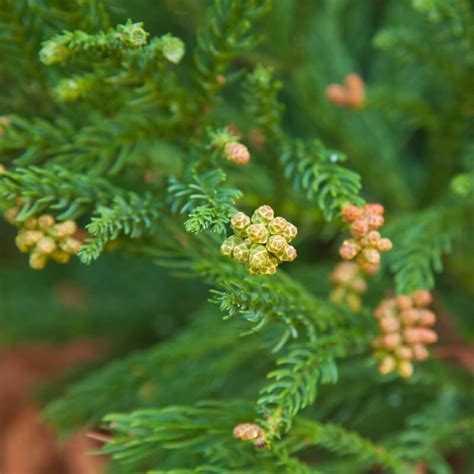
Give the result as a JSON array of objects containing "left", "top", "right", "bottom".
[
  {"left": 329, "top": 262, "right": 367, "bottom": 312},
  {"left": 372, "top": 290, "right": 437, "bottom": 378},
  {"left": 339, "top": 203, "right": 392, "bottom": 275},
  {"left": 4, "top": 207, "right": 83, "bottom": 270},
  {"left": 220, "top": 205, "right": 298, "bottom": 275}
]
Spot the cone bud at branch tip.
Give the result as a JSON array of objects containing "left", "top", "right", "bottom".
[
  {"left": 233, "top": 423, "right": 268, "bottom": 449},
  {"left": 224, "top": 142, "right": 250, "bottom": 165},
  {"left": 326, "top": 73, "right": 365, "bottom": 109}
]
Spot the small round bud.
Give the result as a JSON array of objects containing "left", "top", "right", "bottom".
[
  {"left": 380, "top": 316, "right": 400, "bottom": 333},
  {"left": 383, "top": 333, "right": 401, "bottom": 349},
  {"left": 351, "top": 278, "right": 367, "bottom": 294},
  {"left": 266, "top": 235, "right": 287, "bottom": 255},
  {"left": 50, "top": 251, "right": 71, "bottom": 264},
  {"left": 358, "top": 260, "right": 380, "bottom": 275},
  {"left": 363, "top": 203, "right": 384, "bottom": 216},
  {"left": 367, "top": 214, "right": 384, "bottom": 230},
  {"left": 330, "top": 262, "right": 360, "bottom": 284},
  {"left": 396, "top": 295, "right": 413, "bottom": 311},
  {"left": 36, "top": 236, "right": 56, "bottom": 255},
  {"left": 339, "top": 239, "right": 361, "bottom": 260},
  {"left": 377, "top": 238, "right": 393, "bottom": 253},
  {"left": 50, "top": 220, "right": 77, "bottom": 237},
  {"left": 395, "top": 346, "right": 413, "bottom": 360},
  {"left": 60, "top": 237, "right": 82, "bottom": 255},
  {"left": 400, "top": 309, "right": 419, "bottom": 326},
  {"left": 282, "top": 222, "right": 298, "bottom": 243},
  {"left": 411, "top": 290, "right": 432, "bottom": 308},
  {"left": 325, "top": 84, "right": 347, "bottom": 107},
  {"left": 231, "top": 212, "right": 251, "bottom": 236},
  {"left": 417, "top": 309, "right": 436, "bottom": 326},
  {"left": 344, "top": 73, "right": 365, "bottom": 109},
  {"left": 251, "top": 205, "right": 274, "bottom": 224},
  {"left": 161, "top": 35, "right": 185, "bottom": 64},
  {"left": 412, "top": 344, "right": 429, "bottom": 361},
  {"left": 361, "top": 230, "right": 381, "bottom": 247},
  {"left": 280, "top": 244, "right": 297, "bottom": 262},
  {"left": 342, "top": 205, "right": 363, "bottom": 223},
  {"left": 233, "top": 423, "right": 265, "bottom": 442},
  {"left": 378, "top": 356, "right": 396, "bottom": 375},
  {"left": 418, "top": 328, "right": 438, "bottom": 344},
  {"left": 38, "top": 214, "right": 55, "bottom": 230},
  {"left": 23, "top": 217, "right": 38, "bottom": 230},
  {"left": 233, "top": 240, "right": 251, "bottom": 263},
  {"left": 403, "top": 328, "right": 422, "bottom": 344},
  {"left": 29, "top": 251, "right": 48, "bottom": 270},
  {"left": 249, "top": 245, "right": 270, "bottom": 269},
  {"left": 350, "top": 218, "right": 369, "bottom": 238},
  {"left": 374, "top": 301, "right": 392, "bottom": 320},
  {"left": 4, "top": 207, "right": 20, "bottom": 225},
  {"left": 224, "top": 142, "right": 250, "bottom": 165},
  {"left": 360, "top": 248, "right": 380, "bottom": 265},
  {"left": 247, "top": 223, "right": 270, "bottom": 244},
  {"left": 268, "top": 216, "right": 288, "bottom": 235},
  {"left": 15, "top": 230, "right": 44, "bottom": 252},
  {"left": 397, "top": 360, "right": 414, "bottom": 378},
  {"left": 220, "top": 235, "right": 242, "bottom": 258},
  {"left": 346, "top": 293, "right": 362, "bottom": 312}
]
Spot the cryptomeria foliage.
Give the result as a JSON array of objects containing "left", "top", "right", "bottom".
[{"left": 0, "top": 0, "right": 473, "bottom": 473}]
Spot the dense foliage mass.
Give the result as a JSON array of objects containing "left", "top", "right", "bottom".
[{"left": 0, "top": 0, "right": 473, "bottom": 472}]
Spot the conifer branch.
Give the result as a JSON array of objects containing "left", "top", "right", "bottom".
[
  {"left": 0, "top": 165, "right": 116, "bottom": 220},
  {"left": 168, "top": 169, "right": 242, "bottom": 235},
  {"left": 0, "top": 116, "right": 75, "bottom": 166},
  {"left": 280, "top": 139, "right": 364, "bottom": 220},
  {"left": 243, "top": 65, "right": 285, "bottom": 142},
  {"left": 258, "top": 329, "right": 371, "bottom": 437},
  {"left": 387, "top": 207, "right": 459, "bottom": 293},
  {"left": 39, "top": 20, "right": 149, "bottom": 65},
  {"left": 210, "top": 273, "right": 355, "bottom": 347},
  {"left": 287, "top": 419, "right": 411, "bottom": 474},
  {"left": 193, "top": 0, "right": 271, "bottom": 106},
  {"left": 79, "top": 192, "right": 161, "bottom": 264},
  {"left": 243, "top": 66, "right": 364, "bottom": 219},
  {"left": 101, "top": 401, "right": 259, "bottom": 468}
]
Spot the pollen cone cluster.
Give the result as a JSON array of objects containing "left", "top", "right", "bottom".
[
  {"left": 5, "top": 207, "right": 83, "bottom": 269},
  {"left": 372, "top": 290, "right": 437, "bottom": 378},
  {"left": 220, "top": 205, "right": 297, "bottom": 275},
  {"left": 339, "top": 203, "right": 392, "bottom": 275},
  {"left": 330, "top": 262, "right": 367, "bottom": 312}
]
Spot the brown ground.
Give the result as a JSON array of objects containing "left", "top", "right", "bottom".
[{"left": 0, "top": 340, "right": 107, "bottom": 474}]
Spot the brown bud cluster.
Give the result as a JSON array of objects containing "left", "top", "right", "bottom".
[
  {"left": 4, "top": 206, "right": 83, "bottom": 270},
  {"left": 325, "top": 73, "right": 365, "bottom": 109},
  {"left": 339, "top": 203, "right": 392, "bottom": 275},
  {"left": 233, "top": 423, "right": 268, "bottom": 449},
  {"left": 372, "top": 290, "right": 437, "bottom": 378},
  {"left": 330, "top": 262, "right": 367, "bottom": 312},
  {"left": 223, "top": 142, "right": 250, "bottom": 165},
  {"left": 220, "top": 205, "right": 297, "bottom": 275}
]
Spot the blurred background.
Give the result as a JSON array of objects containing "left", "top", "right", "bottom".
[{"left": 1, "top": 0, "right": 473, "bottom": 472}]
